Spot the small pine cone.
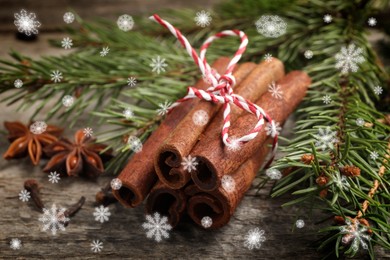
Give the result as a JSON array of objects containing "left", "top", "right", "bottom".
[
  {"left": 316, "top": 175, "right": 328, "bottom": 186},
  {"left": 301, "top": 154, "right": 315, "bottom": 165},
  {"left": 334, "top": 216, "right": 345, "bottom": 225},
  {"left": 340, "top": 165, "right": 361, "bottom": 177},
  {"left": 319, "top": 189, "right": 328, "bottom": 198}
]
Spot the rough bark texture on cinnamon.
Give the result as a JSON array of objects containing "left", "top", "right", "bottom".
[
  {"left": 113, "top": 57, "right": 231, "bottom": 208},
  {"left": 155, "top": 58, "right": 284, "bottom": 190},
  {"left": 191, "top": 71, "right": 311, "bottom": 191},
  {"left": 186, "top": 142, "right": 270, "bottom": 229},
  {"left": 145, "top": 181, "right": 187, "bottom": 227}
]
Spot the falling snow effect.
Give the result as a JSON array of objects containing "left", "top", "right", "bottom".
[
  {"left": 244, "top": 227, "right": 266, "bottom": 250},
  {"left": 150, "top": 56, "right": 168, "bottom": 74},
  {"left": 39, "top": 204, "right": 70, "bottom": 235},
  {"left": 201, "top": 216, "right": 213, "bottom": 228},
  {"left": 314, "top": 127, "right": 338, "bottom": 151},
  {"left": 268, "top": 82, "right": 283, "bottom": 99},
  {"left": 255, "top": 15, "right": 287, "bottom": 38},
  {"left": 93, "top": 205, "right": 111, "bottom": 223},
  {"left": 181, "top": 155, "right": 198, "bottom": 173},
  {"left": 48, "top": 171, "right": 60, "bottom": 184},
  {"left": 370, "top": 151, "right": 379, "bottom": 161},
  {"left": 111, "top": 178, "right": 122, "bottom": 190},
  {"left": 335, "top": 44, "right": 365, "bottom": 74},
  {"left": 100, "top": 47, "right": 110, "bottom": 57},
  {"left": 194, "top": 10, "right": 212, "bottom": 27},
  {"left": 333, "top": 172, "right": 350, "bottom": 190},
  {"left": 117, "top": 14, "right": 134, "bottom": 31},
  {"left": 192, "top": 110, "right": 209, "bottom": 126},
  {"left": 368, "top": 17, "right": 377, "bottom": 26},
  {"left": 14, "top": 9, "right": 41, "bottom": 36},
  {"left": 10, "top": 238, "right": 22, "bottom": 250},
  {"left": 265, "top": 168, "right": 282, "bottom": 180},
  {"left": 304, "top": 50, "right": 313, "bottom": 59},
  {"left": 356, "top": 118, "right": 365, "bottom": 126},
  {"left": 296, "top": 219, "right": 305, "bottom": 229},
  {"left": 127, "top": 135, "right": 143, "bottom": 153},
  {"left": 14, "top": 79, "right": 23, "bottom": 88},
  {"left": 51, "top": 70, "right": 63, "bottom": 83},
  {"left": 227, "top": 137, "right": 242, "bottom": 152},
  {"left": 83, "top": 127, "right": 93, "bottom": 137},
  {"left": 30, "top": 121, "right": 47, "bottom": 134},
  {"left": 142, "top": 212, "right": 172, "bottom": 242},
  {"left": 63, "top": 12, "right": 75, "bottom": 24},
  {"left": 91, "top": 240, "right": 103, "bottom": 253},
  {"left": 123, "top": 107, "right": 134, "bottom": 119},
  {"left": 61, "top": 37, "right": 73, "bottom": 49},
  {"left": 127, "top": 77, "right": 137, "bottom": 87},
  {"left": 340, "top": 218, "right": 371, "bottom": 251},
  {"left": 265, "top": 121, "right": 281, "bottom": 137},
  {"left": 264, "top": 53, "right": 273, "bottom": 62},
  {"left": 323, "top": 14, "right": 332, "bottom": 23},
  {"left": 221, "top": 175, "right": 236, "bottom": 193},
  {"left": 156, "top": 101, "right": 171, "bottom": 116},
  {"left": 62, "top": 95, "right": 74, "bottom": 107},
  {"left": 19, "top": 189, "right": 31, "bottom": 202},
  {"left": 322, "top": 95, "right": 332, "bottom": 104},
  {"left": 373, "top": 86, "right": 383, "bottom": 95}
]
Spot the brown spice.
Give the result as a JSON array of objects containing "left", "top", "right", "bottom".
[
  {"left": 340, "top": 165, "right": 361, "bottom": 177},
  {"left": 24, "top": 179, "right": 44, "bottom": 211}
]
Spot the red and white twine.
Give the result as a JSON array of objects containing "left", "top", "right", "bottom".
[{"left": 150, "top": 14, "right": 278, "bottom": 163}]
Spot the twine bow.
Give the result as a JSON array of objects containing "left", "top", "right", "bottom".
[{"left": 150, "top": 14, "right": 278, "bottom": 163}]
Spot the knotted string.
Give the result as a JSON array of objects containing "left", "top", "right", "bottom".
[{"left": 150, "top": 14, "right": 279, "bottom": 165}]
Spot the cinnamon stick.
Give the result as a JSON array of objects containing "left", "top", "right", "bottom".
[
  {"left": 155, "top": 59, "right": 284, "bottom": 189},
  {"left": 185, "top": 141, "right": 270, "bottom": 229},
  {"left": 113, "top": 57, "right": 231, "bottom": 208},
  {"left": 145, "top": 181, "right": 187, "bottom": 227},
  {"left": 191, "top": 71, "right": 311, "bottom": 191}
]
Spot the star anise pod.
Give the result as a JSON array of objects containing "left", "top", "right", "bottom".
[
  {"left": 43, "top": 130, "right": 113, "bottom": 178},
  {"left": 3, "top": 121, "right": 63, "bottom": 165}
]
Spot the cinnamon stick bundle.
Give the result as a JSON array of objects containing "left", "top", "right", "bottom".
[
  {"left": 113, "top": 57, "right": 231, "bottom": 208},
  {"left": 145, "top": 181, "right": 187, "bottom": 227},
  {"left": 155, "top": 59, "right": 285, "bottom": 190},
  {"left": 185, "top": 142, "right": 270, "bottom": 229},
  {"left": 190, "top": 71, "right": 311, "bottom": 191}
]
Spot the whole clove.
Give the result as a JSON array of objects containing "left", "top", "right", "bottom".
[{"left": 24, "top": 179, "right": 45, "bottom": 212}]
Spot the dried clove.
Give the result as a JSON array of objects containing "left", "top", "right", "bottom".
[
  {"left": 64, "top": 196, "right": 86, "bottom": 218},
  {"left": 95, "top": 182, "right": 117, "bottom": 206},
  {"left": 24, "top": 179, "right": 45, "bottom": 212}
]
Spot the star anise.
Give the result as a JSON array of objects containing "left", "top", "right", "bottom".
[
  {"left": 3, "top": 121, "right": 63, "bottom": 165},
  {"left": 43, "top": 130, "right": 112, "bottom": 178}
]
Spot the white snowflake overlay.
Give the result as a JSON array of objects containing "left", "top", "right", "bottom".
[
  {"left": 123, "top": 107, "right": 134, "bottom": 119},
  {"left": 356, "top": 118, "right": 365, "bottom": 126},
  {"left": 91, "top": 240, "right": 103, "bottom": 253},
  {"left": 14, "top": 9, "right": 41, "bottom": 36},
  {"left": 48, "top": 171, "right": 60, "bottom": 184},
  {"left": 100, "top": 47, "right": 110, "bottom": 57},
  {"left": 93, "top": 205, "right": 111, "bottom": 223},
  {"left": 62, "top": 95, "right": 74, "bottom": 107},
  {"left": 127, "top": 135, "right": 143, "bottom": 153},
  {"left": 266, "top": 168, "right": 282, "bottom": 180},
  {"left": 127, "top": 77, "right": 137, "bottom": 87},
  {"left": 268, "top": 82, "right": 283, "bottom": 99},
  {"left": 304, "top": 50, "right": 313, "bottom": 59},
  {"left": 30, "top": 121, "right": 47, "bottom": 135},
  {"left": 227, "top": 137, "right": 242, "bottom": 152},
  {"left": 117, "top": 14, "right": 134, "bottom": 31},
  {"left": 244, "top": 227, "right": 266, "bottom": 250},
  {"left": 83, "top": 127, "right": 93, "bottom": 137},
  {"left": 194, "top": 10, "right": 212, "bottom": 27},
  {"left": 322, "top": 95, "right": 332, "bottom": 104},
  {"left": 61, "top": 37, "right": 73, "bottom": 49},
  {"left": 221, "top": 175, "right": 236, "bottom": 193},
  {"left": 296, "top": 219, "right": 305, "bottom": 229},
  {"left": 51, "top": 70, "right": 63, "bottom": 83},
  {"left": 181, "top": 155, "right": 198, "bottom": 173},
  {"left": 335, "top": 44, "right": 365, "bottom": 74},
  {"left": 63, "top": 12, "right": 75, "bottom": 24},
  {"left": 264, "top": 53, "right": 273, "bottom": 62},
  {"left": 340, "top": 218, "right": 371, "bottom": 251},
  {"left": 373, "top": 86, "right": 383, "bottom": 95},
  {"left": 314, "top": 127, "right": 338, "bottom": 151},
  {"left": 201, "top": 216, "right": 213, "bottom": 228},
  {"left": 19, "top": 189, "right": 31, "bottom": 202},
  {"left": 111, "top": 178, "right": 122, "bottom": 190},
  {"left": 323, "top": 14, "right": 332, "bottom": 23},
  {"left": 156, "top": 101, "right": 171, "bottom": 116},
  {"left": 150, "top": 56, "right": 168, "bottom": 74},
  {"left": 39, "top": 204, "right": 70, "bottom": 235},
  {"left": 265, "top": 121, "right": 281, "bottom": 137},
  {"left": 333, "top": 172, "right": 350, "bottom": 190},
  {"left": 255, "top": 15, "right": 287, "bottom": 38},
  {"left": 192, "top": 110, "right": 209, "bottom": 126},
  {"left": 370, "top": 151, "right": 379, "bottom": 161},
  {"left": 142, "top": 212, "right": 172, "bottom": 242},
  {"left": 14, "top": 79, "right": 23, "bottom": 88},
  {"left": 368, "top": 17, "right": 377, "bottom": 27},
  {"left": 10, "top": 238, "right": 22, "bottom": 250}
]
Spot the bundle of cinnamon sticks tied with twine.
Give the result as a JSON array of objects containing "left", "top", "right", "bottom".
[{"left": 113, "top": 56, "right": 311, "bottom": 228}]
